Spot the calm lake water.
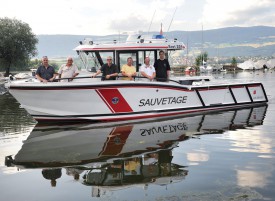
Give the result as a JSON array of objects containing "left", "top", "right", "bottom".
[{"left": 1, "top": 71, "right": 275, "bottom": 201}]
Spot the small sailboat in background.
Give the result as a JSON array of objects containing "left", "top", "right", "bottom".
[{"left": 199, "top": 60, "right": 213, "bottom": 73}]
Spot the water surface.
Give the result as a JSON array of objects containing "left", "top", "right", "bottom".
[{"left": 1, "top": 71, "right": 275, "bottom": 201}]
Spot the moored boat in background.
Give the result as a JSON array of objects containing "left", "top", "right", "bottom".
[{"left": 185, "top": 66, "right": 196, "bottom": 75}]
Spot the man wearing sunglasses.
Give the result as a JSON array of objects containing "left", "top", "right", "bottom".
[{"left": 92, "top": 56, "right": 119, "bottom": 81}]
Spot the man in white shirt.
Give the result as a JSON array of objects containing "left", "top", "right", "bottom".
[
  {"left": 58, "top": 57, "right": 79, "bottom": 82},
  {"left": 139, "top": 57, "right": 156, "bottom": 81}
]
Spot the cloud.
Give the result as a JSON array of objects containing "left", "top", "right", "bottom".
[
  {"left": 223, "top": 2, "right": 275, "bottom": 27},
  {"left": 202, "top": 0, "right": 275, "bottom": 29},
  {"left": 107, "top": 0, "right": 185, "bottom": 34},
  {"left": 109, "top": 15, "right": 149, "bottom": 33},
  {"left": 0, "top": 0, "right": 274, "bottom": 35}
]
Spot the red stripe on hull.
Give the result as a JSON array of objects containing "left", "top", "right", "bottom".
[{"left": 96, "top": 89, "right": 133, "bottom": 113}]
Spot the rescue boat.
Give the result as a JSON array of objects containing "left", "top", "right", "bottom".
[{"left": 5, "top": 32, "right": 268, "bottom": 123}]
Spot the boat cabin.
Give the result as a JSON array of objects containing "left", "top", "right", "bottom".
[{"left": 74, "top": 33, "right": 185, "bottom": 72}]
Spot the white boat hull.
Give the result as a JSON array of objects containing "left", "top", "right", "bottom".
[{"left": 7, "top": 80, "right": 268, "bottom": 122}]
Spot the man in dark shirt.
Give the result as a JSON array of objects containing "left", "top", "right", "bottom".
[
  {"left": 92, "top": 56, "right": 119, "bottom": 80},
  {"left": 36, "top": 56, "right": 56, "bottom": 82},
  {"left": 154, "top": 50, "right": 171, "bottom": 82}
]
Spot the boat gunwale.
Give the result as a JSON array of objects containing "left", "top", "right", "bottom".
[{"left": 8, "top": 80, "right": 265, "bottom": 91}]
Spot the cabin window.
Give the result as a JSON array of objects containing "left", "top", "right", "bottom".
[
  {"left": 99, "top": 52, "right": 114, "bottom": 63},
  {"left": 78, "top": 52, "right": 101, "bottom": 72},
  {"left": 137, "top": 51, "right": 155, "bottom": 71},
  {"left": 118, "top": 52, "right": 137, "bottom": 71}
]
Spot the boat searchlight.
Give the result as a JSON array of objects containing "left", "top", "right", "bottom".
[{"left": 80, "top": 38, "right": 94, "bottom": 45}]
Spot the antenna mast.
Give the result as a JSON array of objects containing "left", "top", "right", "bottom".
[
  {"left": 148, "top": 10, "right": 156, "bottom": 35},
  {"left": 167, "top": 7, "right": 177, "bottom": 32},
  {"left": 201, "top": 23, "right": 204, "bottom": 65}
]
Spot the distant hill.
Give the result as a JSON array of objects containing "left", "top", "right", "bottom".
[
  {"left": 168, "top": 26, "right": 275, "bottom": 57},
  {"left": 36, "top": 26, "right": 275, "bottom": 58}
]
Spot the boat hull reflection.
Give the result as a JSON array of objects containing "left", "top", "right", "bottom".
[
  {"left": 12, "top": 105, "right": 267, "bottom": 168},
  {"left": 5, "top": 105, "right": 267, "bottom": 195}
]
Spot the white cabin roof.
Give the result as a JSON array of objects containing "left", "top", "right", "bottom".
[{"left": 75, "top": 34, "right": 185, "bottom": 52}]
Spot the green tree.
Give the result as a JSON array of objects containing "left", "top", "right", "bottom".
[
  {"left": 26, "top": 59, "right": 59, "bottom": 72},
  {"left": 231, "top": 57, "right": 237, "bottom": 67},
  {"left": 28, "top": 58, "right": 40, "bottom": 68},
  {"left": 195, "top": 52, "right": 208, "bottom": 67},
  {"left": 0, "top": 17, "right": 38, "bottom": 76}
]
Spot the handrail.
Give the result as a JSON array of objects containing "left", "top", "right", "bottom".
[{"left": 54, "top": 76, "right": 181, "bottom": 84}]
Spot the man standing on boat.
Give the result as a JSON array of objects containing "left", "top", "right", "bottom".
[
  {"left": 36, "top": 56, "right": 57, "bottom": 83},
  {"left": 92, "top": 56, "right": 119, "bottom": 80},
  {"left": 121, "top": 57, "right": 136, "bottom": 80},
  {"left": 58, "top": 57, "right": 79, "bottom": 82},
  {"left": 140, "top": 57, "right": 156, "bottom": 81},
  {"left": 154, "top": 50, "right": 171, "bottom": 82}
]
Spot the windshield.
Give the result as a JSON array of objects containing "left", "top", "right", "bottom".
[
  {"left": 78, "top": 52, "right": 99, "bottom": 72},
  {"left": 78, "top": 51, "right": 115, "bottom": 72}
]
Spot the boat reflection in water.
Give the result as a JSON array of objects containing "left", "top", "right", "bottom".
[{"left": 5, "top": 105, "right": 267, "bottom": 196}]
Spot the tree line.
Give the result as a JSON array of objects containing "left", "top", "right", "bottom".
[
  {"left": 195, "top": 52, "right": 237, "bottom": 68},
  {"left": 0, "top": 17, "right": 37, "bottom": 76}
]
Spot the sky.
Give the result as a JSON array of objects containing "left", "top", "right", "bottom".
[{"left": 1, "top": 0, "right": 275, "bottom": 36}]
